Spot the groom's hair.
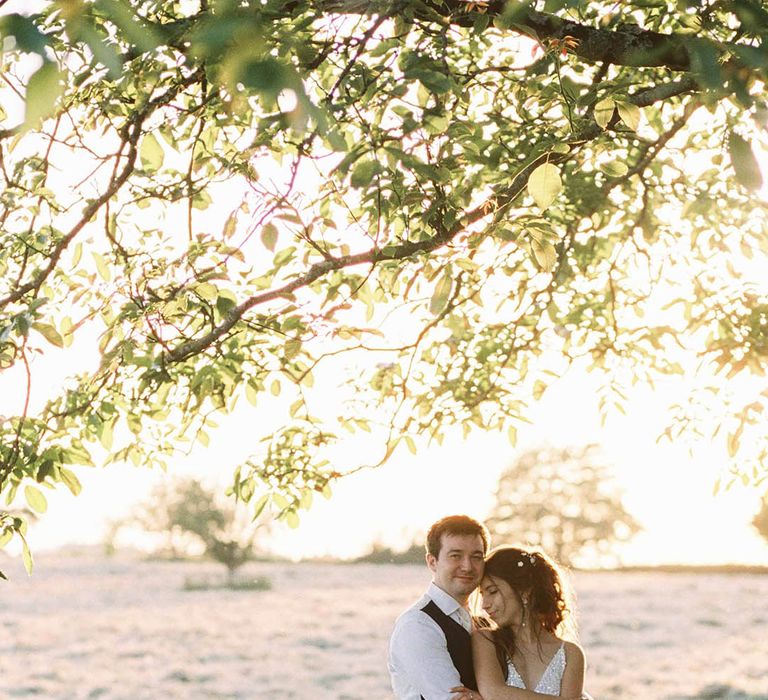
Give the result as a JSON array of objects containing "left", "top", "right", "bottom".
[{"left": 426, "top": 515, "right": 489, "bottom": 558}]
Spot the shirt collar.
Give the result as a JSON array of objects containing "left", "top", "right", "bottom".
[{"left": 427, "top": 581, "right": 465, "bottom": 617}]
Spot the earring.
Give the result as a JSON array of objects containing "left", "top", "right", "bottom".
[{"left": 521, "top": 599, "right": 527, "bottom": 628}]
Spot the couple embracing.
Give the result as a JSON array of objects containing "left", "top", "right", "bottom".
[{"left": 388, "top": 515, "right": 589, "bottom": 700}]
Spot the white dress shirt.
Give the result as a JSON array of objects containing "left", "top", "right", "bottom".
[{"left": 388, "top": 582, "right": 474, "bottom": 700}]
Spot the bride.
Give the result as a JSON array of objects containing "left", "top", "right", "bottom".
[{"left": 454, "top": 545, "right": 588, "bottom": 700}]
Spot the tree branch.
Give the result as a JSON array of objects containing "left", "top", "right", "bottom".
[
  {"left": 292, "top": 1, "right": 729, "bottom": 72},
  {"left": 163, "top": 70, "right": 698, "bottom": 366},
  {"left": 0, "top": 69, "right": 204, "bottom": 311}
]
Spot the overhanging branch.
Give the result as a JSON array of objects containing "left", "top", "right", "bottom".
[
  {"left": 164, "top": 71, "right": 700, "bottom": 365},
  {"left": 297, "top": 0, "right": 727, "bottom": 72},
  {"left": 0, "top": 69, "right": 205, "bottom": 311}
]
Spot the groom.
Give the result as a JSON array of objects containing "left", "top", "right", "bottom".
[{"left": 388, "top": 514, "right": 489, "bottom": 700}]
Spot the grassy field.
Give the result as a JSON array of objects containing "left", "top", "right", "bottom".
[{"left": 1, "top": 554, "right": 766, "bottom": 699}]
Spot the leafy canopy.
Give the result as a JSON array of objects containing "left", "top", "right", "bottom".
[{"left": 1, "top": 0, "right": 767, "bottom": 571}]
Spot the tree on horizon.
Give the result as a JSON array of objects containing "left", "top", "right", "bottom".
[
  {"left": 131, "top": 477, "right": 267, "bottom": 582},
  {"left": 1, "top": 1, "right": 767, "bottom": 573},
  {"left": 485, "top": 444, "right": 642, "bottom": 567}
]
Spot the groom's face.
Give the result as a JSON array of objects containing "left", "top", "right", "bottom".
[{"left": 427, "top": 532, "right": 485, "bottom": 602}]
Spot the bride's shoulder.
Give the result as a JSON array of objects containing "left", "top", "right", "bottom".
[
  {"left": 561, "top": 640, "right": 586, "bottom": 665},
  {"left": 470, "top": 626, "right": 495, "bottom": 643}
]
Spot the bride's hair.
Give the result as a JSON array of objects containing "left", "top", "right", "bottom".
[{"left": 480, "top": 545, "right": 576, "bottom": 667}]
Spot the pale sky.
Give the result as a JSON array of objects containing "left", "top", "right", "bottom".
[{"left": 2, "top": 343, "right": 766, "bottom": 566}]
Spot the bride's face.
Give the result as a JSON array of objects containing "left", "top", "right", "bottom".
[{"left": 479, "top": 575, "right": 523, "bottom": 627}]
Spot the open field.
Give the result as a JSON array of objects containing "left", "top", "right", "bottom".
[{"left": 1, "top": 554, "right": 766, "bottom": 699}]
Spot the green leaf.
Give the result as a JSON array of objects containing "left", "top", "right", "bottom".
[
  {"left": 728, "top": 131, "right": 763, "bottom": 191},
  {"left": 600, "top": 160, "right": 629, "bottom": 177},
  {"left": 284, "top": 338, "right": 302, "bottom": 359},
  {"left": 411, "top": 69, "right": 454, "bottom": 94},
  {"left": 283, "top": 315, "right": 303, "bottom": 332},
  {"left": 429, "top": 271, "right": 452, "bottom": 315},
  {"left": 5, "top": 481, "right": 19, "bottom": 506},
  {"left": 100, "top": 420, "right": 114, "bottom": 450},
  {"left": 60, "top": 468, "right": 82, "bottom": 496},
  {"left": 0, "top": 13, "right": 50, "bottom": 54},
  {"left": 350, "top": 159, "right": 379, "bottom": 188},
  {"left": 507, "top": 425, "right": 517, "bottom": 446},
  {"left": 216, "top": 294, "right": 237, "bottom": 317},
  {"left": 192, "top": 190, "right": 212, "bottom": 210},
  {"left": 24, "top": 485, "right": 48, "bottom": 514},
  {"left": 727, "top": 429, "right": 741, "bottom": 458},
  {"left": 531, "top": 240, "right": 557, "bottom": 272},
  {"left": 60, "top": 316, "right": 74, "bottom": 348},
  {"left": 127, "top": 412, "right": 142, "bottom": 435},
  {"left": 140, "top": 132, "right": 164, "bottom": 170},
  {"left": 285, "top": 510, "right": 300, "bottom": 529},
  {"left": 527, "top": 163, "right": 562, "bottom": 209},
  {"left": 270, "top": 379, "right": 281, "bottom": 396},
  {"left": 405, "top": 435, "right": 417, "bottom": 455},
  {"left": 95, "top": 0, "right": 164, "bottom": 53},
  {"left": 324, "top": 129, "right": 348, "bottom": 151},
  {"left": 299, "top": 489, "right": 313, "bottom": 510},
  {"left": 63, "top": 441, "right": 94, "bottom": 467},
  {"left": 616, "top": 102, "right": 641, "bottom": 132},
  {"left": 594, "top": 98, "right": 614, "bottom": 129},
  {"left": 195, "top": 282, "right": 218, "bottom": 301},
  {"left": 24, "top": 61, "right": 64, "bottom": 129},
  {"left": 32, "top": 322, "right": 64, "bottom": 348},
  {"left": 251, "top": 493, "right": 269, "bottom": 519},
  {"left": 245, "top": 381, "right": 259, "bottom": 406},
  {"left": 273, "top": 246, "right": 296, "bottom": 267},
  {"left": 76, "top": 23, "right": 123, "bottom": 79},
  {"left": 424, "top": 113, "right": 450, "bottom": 134},
  {"left": 532, "top": 380, "right": 547, "bottom": 400},
  {"left": 21, "top": 534, "right": 33, "bottom": 575},
  {"left": 236, "top": 57, "right": 302, "bottom": 102},
  {"left": 223, "top": 211, "right": 238, "bottom": 239},
  {"left": 689, "top": 41, "right": 723, "bottom": 90},
  {"left": 93, "top": 252, "right": 112, "bottom": 282},
  {"left": 261, "top": 223, "right": 279, "bottom": 251}
]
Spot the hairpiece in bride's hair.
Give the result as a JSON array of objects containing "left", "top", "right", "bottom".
[{"left": 516, "top": 552, "right": 537, "bottom": 567}]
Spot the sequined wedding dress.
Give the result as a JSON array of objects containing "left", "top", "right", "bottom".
[{"left": 506, "top": 643, "right": 566, "bottom": 695}]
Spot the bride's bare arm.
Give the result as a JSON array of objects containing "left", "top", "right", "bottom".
[
  {"left": 470, "top": 631, "right": 582, "bottom": 700},
  {"left": 559, "top": 642, "right": 585, "bottom": 698}
]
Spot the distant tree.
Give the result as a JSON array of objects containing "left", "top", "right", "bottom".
[
  {"left": 752, "top": 494, "right": 768, "bottom": 546},
  {"left": 486, "top": 445, "right": 641, "bottom": 568},
  {"left": 134, "top": 478, "right": 266, "bottom": 583},
  {"left": 356, "top": 541, "right": 426, "bottom": 565}
]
